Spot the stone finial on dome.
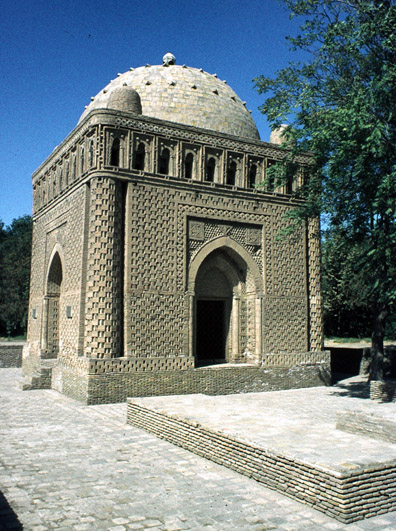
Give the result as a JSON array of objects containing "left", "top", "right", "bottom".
[{"left": 163, "top": 52, "right": 176, "bottom": 66}]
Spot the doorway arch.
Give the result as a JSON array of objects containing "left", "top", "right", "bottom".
[
  {"left": 188, "top": 237, "right": 263, "bottom": 366},
  {"left": 42, "top": 249, "right": 63, "bottom": 357}
]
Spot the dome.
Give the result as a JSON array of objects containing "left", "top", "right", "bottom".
[
  {"left": 106, "top": 86, "right": 142, "bottom": 114},
  {"left": 79, "top": 55, "right": 260, "bottom": 140}
]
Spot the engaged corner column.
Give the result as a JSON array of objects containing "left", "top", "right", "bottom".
[
  {"left": 84, "top": 177, "right": 123, "bottom": 359},
  {"left": 308, "top": 217, "right": 323, "bottom": 352}
]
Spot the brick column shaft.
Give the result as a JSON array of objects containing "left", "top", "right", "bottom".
[
  {"left": 308, "top": 217, "right": 323, "bottom": 351},
  {"left": 84, "top": 177, "right": 123, "bottom": 358}
]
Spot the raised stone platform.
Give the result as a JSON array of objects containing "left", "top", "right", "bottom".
[{"left": 127, "top": 377, "right": 396, "bottom": 524}]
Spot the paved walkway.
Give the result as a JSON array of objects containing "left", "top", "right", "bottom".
[{"left": 1, "top": 369, "right": 396, "bottom": 531}]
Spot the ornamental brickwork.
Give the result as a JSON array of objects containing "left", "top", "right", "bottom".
[
  {"left": 84, "top": 177, "right": 124, "bottom": 358},
  {"left": 23, "top": 62, "right": 326, "bottom": 403}
]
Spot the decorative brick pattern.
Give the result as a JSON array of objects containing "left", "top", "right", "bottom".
[
  {"left": 263, "top": 297, "right": 308, "bottom": 352},
  {"left": 128, "top": 184, "right": 177, "bottom": 293},
  {"left": 24, "top": 101, "right": 325, "bottom": 402},
  {"left": 84, "top": 177, "right": 123, "bottom": 358},
  {"left": 178, "top": 203, "right": 268, "bottom": 292},
  {"left": 187, "top": 217, "right": 263, "bottom": 273},
  {"left": 261, "top": 351, "right": 329, "bottom": 367},
  {"left": 127, "top": 294, "right": 187, "bottom": 357},
  {"left": 113, "top": 112, "right": 312, "bottom": 166},
  {"left": 308, "top": 217, "right": 324, "bottom": 351},
  {"left": 271, "top": 208, "right": 306, "bottom": 297}
]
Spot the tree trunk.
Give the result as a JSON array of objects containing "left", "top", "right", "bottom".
[{"left": 370, "top": 303, "right": 388, "bottom": 381}]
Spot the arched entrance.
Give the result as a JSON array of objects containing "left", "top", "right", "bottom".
[
  {"left": 188, "top": 237, "right": 263, "bottom": 366},
  {"left": 195, "top": 256, "right": 233, "bottom": 364},
  {"left": 42, "top": 251, "right": 63, "bottom": 357}
]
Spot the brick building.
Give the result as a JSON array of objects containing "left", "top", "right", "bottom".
[{"left": 22, "top": 53, "right": 329, "bottom": 404}]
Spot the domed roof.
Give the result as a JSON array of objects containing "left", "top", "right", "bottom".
[{"left": 79, "top": 54, "right": 260, "bottom": 140}]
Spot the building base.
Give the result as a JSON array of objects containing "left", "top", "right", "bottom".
[{"left": 22, "top": 351, "right": 330, "bottom": 404}]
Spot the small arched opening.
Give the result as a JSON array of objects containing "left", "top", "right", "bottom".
[
  {"left": 185, "top": 153, "right": 194, "bottom": 179},
  {"left": 248, "top": 164, "right": 257, "bottom": 188},
  {"left": 80, "top": 147, "right": 85, "bottom": 174},
  {"left": 159, "top": 148, "right": 170, "bottom": 175},
  {"left": 134, "top": 143, "right": 146, "bottom": 171},
  {"left": 89, "top": 140, "right": 94, "bottom": 167},
  {"left": 226, "top": 161, "right": 237, "bottom": 186},
  {"left": 206, "top": 157, "right": 216, "bottom": 182},
  {"left": 72, "top": 154, "right": 77, "bottom": 180},
  {"left": 285, "top": 176, "right": 293, "bottom": 194},
  {"left": 110, "top": 138, "right": 120, "bottom": 167}
]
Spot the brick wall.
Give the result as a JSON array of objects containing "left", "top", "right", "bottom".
[
  {"left": 52, "top": 356, "right": 330, "bottom": 404},
  {"left": 370, "top": 379, "right": 396, "bottom": 402},
  {"left": 0, "top": 343, "right": 24, "bottom": 368}
]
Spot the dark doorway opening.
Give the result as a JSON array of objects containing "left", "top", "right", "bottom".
[{"left": 196, "top": 299, "right": 227, "bottom": 365}]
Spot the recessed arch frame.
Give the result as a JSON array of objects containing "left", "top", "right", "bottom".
[
  {"left": 45, "top": 243, "right": 66, "bottom": 290},
  {"left": 41, "top": 243, "right": 65, "bottom": 354},
  {"left": 187, "top": 236, "right": 264, "bottom": 363}
]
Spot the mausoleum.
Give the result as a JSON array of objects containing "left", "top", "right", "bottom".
[{"left": 23, "top": 53, "right": 329, "bottom": 404}]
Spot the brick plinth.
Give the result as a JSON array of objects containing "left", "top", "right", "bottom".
[{"left": 51, "top": 354, "right": 330, "bottom": 404}]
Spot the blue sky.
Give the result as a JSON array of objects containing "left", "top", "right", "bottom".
[{"left": 0, "top": 0, "right": 304, "bottom": 226}]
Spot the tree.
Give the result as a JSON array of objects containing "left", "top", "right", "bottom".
[
  {"left": 255, "top": 0, "right": 396, "bottom": 380},
  {"left": 322, "top": 226, "right": 373, "bottom": 338},
  {"left": 0, "top": 216, "right": 32, "bottom": 337}
]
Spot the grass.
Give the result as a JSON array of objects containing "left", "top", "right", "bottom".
[
  {"left": 326, "top": 337, "right": 371, "bottom": 344},
  {"left": 0, "top": 335, "right": 27, "bottom": 342},
  {"left": 326, "top": 336, "right": 396, "bottom": 344}
]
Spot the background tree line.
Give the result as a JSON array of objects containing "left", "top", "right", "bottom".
[
  {"left": 0, "top": 216, "right": 32, "bottom": 337},
  {"left": 1, "top": 213, "right": 394, "bottom": 342},
  {"left": 322, "top": 225, "right": 396, "bottom": 339}
]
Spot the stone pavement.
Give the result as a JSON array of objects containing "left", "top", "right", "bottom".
[{"left": 1, "top": 369, "right": 396, "bottom": 531}]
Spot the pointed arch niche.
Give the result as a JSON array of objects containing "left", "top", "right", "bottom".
[
  {"left": 42, "top": 248, "right": 64, "bottom": 358},
  {"left": 187, "top": 236, "right": 263, "bottom": 366}
]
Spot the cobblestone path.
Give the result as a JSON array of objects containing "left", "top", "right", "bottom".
[{"left": 1, "top": 369, "right": 396, "bottom": 530}]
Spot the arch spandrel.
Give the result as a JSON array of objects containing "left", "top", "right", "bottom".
[{"left": 187, "top": 236, "right": 263, "bottom": 294}]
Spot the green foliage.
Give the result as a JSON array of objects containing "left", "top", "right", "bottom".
[
  {"left": 322, "top": 225, "right": 396, "bottom": 339},
  {"left": 0, "top": 216, "right": 32, "bottom": 337},
  {"left": 322, "top": 227, "right": 373, "bottom": 337},
  {"left": 255, "top": 1, "right": 396, "bottom": 375}
]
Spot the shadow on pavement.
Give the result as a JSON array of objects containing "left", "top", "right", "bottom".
[
  {"left": 0, "top": 490, "right": 23, "bottom": 530},
  {"left": 330, "top": 378, "right": 370, "bottom": 399}
]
